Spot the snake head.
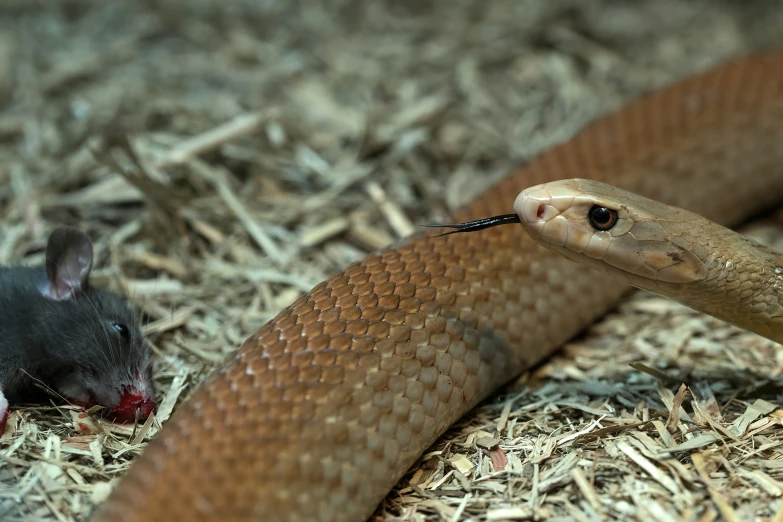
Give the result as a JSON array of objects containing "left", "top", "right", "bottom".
[{"left": 513, "top": 178, "right": 709, "bottom": 288}]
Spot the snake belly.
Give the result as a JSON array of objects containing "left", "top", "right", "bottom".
[{"left": 92, "top": 51, "right": 783, "bottom": 522}]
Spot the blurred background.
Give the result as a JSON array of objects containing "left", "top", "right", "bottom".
[{"left": 2, "top": 1, "right": 783, "bottom": 521}]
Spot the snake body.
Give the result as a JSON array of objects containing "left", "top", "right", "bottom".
[{"left": 94, "top": 51, "right": 783, "bottom": 522}]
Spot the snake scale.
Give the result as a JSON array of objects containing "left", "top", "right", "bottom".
[{"left": 93, "top": 51, "right": 783, "bottom": 521}]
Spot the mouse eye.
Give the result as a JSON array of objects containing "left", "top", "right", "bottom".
[{"left": 112, "top": 323, "right": 130, "bottom": 339}]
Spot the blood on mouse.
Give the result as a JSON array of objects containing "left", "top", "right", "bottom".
[
  {"left": 0, "top": 391, "right": 8, "bottom": 435},
  {"left": 0, "top": 226, "right": 157, "bottom": 433},
  {"left": 107, "top": 386, "right": 157, "bottom": 423}
]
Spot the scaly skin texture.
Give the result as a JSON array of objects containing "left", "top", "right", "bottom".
[
  {"left": 93, "top": 51, "right": 783, "bottom": 522},
  {"left": 516, "top": 178, "right": 783, "bottom": 344}
]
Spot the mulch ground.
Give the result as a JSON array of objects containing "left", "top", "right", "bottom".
[{"left": 2, "top": 1, "right": 783, "bottom": 521}]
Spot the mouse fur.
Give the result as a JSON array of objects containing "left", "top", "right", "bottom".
[{"left": 0, "top": 227, "right": 155, "bottom": 432}]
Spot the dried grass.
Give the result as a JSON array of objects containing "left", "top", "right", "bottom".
[{"left": 1, "top": 1, "right": 783, "bottom": 521}]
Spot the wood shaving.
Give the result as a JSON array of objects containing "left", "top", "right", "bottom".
[{"left": 2, "top": 1, "right": 783, "bottom": 521}]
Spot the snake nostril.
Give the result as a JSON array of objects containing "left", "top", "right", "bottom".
[{"left": 536, "top": 204, "right": 545, "bottom": 219}]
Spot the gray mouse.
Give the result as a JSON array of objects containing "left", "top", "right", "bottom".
[{"left": 0, "top": 226, "right": 156, "bottom": 432}]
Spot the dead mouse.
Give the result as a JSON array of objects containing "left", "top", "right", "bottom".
[{"left": 0, "top": 226, "right": 156, "bottom": 433}]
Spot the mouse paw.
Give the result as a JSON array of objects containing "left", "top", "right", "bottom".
[{"left": 0, "top": 390, "right": 8, "bottom": 434}]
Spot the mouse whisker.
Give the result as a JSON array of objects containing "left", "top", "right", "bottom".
[
  {"left": 20, "top": 369, "right": 70, "bottom": 403},
  {"left": 47, "top": 329, "right": 113, "bottom": 374},
  {"left": 40, "top": 310, "right": 113, "bottom": 373},
  {"left": 83, "top": 331, "right": 114, "bottom": 374},
  {"left": 79, "top": 291, "right": 119, "bottom": 366}
]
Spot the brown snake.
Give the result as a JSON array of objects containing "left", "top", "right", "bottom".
[
  {"left": 513, "top": 178, "right": 783, "bottom": 344},
  {"left": 93, "top": 51, "right": 783, "bottom": 521}
]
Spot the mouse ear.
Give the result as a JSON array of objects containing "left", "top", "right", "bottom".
[{"left": 42, "top": 227, "right": 94, "bottom": 300}]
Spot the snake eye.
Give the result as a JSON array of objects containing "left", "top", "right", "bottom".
[{"left": 588, "top": 206, "right": 618, "bottom": 231}]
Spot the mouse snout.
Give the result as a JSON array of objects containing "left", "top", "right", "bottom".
[{"left": 106, "top": 386, "right": 157, "bottom": 424}]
